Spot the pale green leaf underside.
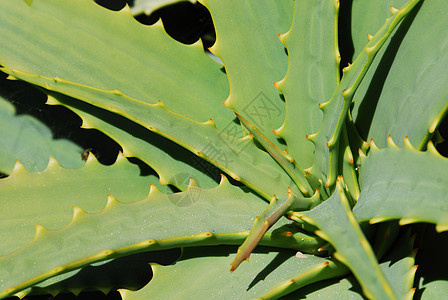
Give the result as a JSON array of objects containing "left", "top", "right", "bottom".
[
  {"left": 296, "top": 181, "right": 397, "bottom": 300},
  {"left": 2, "top": 69, "right": 295, "bottom": 199},
  {"left": 48, "top": 92, "right": 218, "bottom": 190},
  {"left": 0, "top": 177, "right": 323, "bottom": 298},
  {"left": 201, "top": 0, "right": 293, "bottom": 147},
  {"left": 0, "top": 154, "right": 153, "bottom": 255},
  {"left": 121, "top": 246, "right": 347, "bottom": 300},
  {"left": 352, "top": 0, "right": 448, "bottom": 149},
  {"left": 0, "top": 0, "right": 237, "bottom": 132},
  {"left": 0, "top": 94, "right": 83, "bottom": 174},
  {"left": 276, "top": 0, "right": 339, "bottom": 170},
  {"left": 353, "top": 140, "right": 448, "bottom": 232}
]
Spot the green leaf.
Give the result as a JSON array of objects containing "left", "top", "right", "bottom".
[
  {"left": 230, "top": 190, "right": 322, "bottom": 272},
  {"left": 47, "top": 92, "right": 219, "bottom": 190},
  {"left": 120, "top": 246, "right": 347, "bottom": 299},
  {"left": 0, "top": 0, "right": 235, "bottom": 132},
  {"left": 1, "top": 69, "right": 295, "bottom": 200},
  {"left": 293, "top": 178, "right": 397, "bottom": 300},
  {"left": 200, "top": 0, "right": 293, "bottom": 147},
  {"left": 236, "top": 112, "right": 312, "bottom": 195},
  {"left": 275, "top": 0, "right": 339, "bottom": 170},
  {"left": 353, "top": 139, "right": 448, "bottom": 232},
  {"left": 0, "top": 176, "right": 323, "bottom": 298},
  {"left": 350, "top": 0, "right": 409, "bottom": 59},
  {"left": 352, "top": 0, "right": 448, "bottom": 149},
  {"left": 379, "top": 231, "right": 417, "bottom": 300},
  {"left": 0, "top": 92, "right": 83, "bottom": 174},
  {"left": 308, "top": 0, "right": 422, "bottom": 188},
  {"left": 0, "top": 154, "right": 154, "bottom": 255},
  {"left": 280, "top": 276, "right": 365, "bottom": 300}
]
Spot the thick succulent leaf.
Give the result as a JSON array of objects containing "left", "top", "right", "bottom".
[
  {"left": 293, "top": 179, "right": 397, "bottom": 300},
  {"left": 307, "top": 0, "right": 422, "bottom": 188},
  {"left": 379, "top": 231, "right": 417, "bottom": 300},
  {"left": 0, "top": 154, "right": 154, "bottom": 255},
  {"left": 275, "top": 0, "right": 339, "bottom": 170},
  {"left": 353, "top": 138, "right": 448, "bottom": 232},
  {"left": 0, "top": 176, "right": 324, "bottom": 298},
  {"left": 20, "top": 249, "right": 181, "bottom": 298},
  {"left": 1, "top": 69, "right": 295, "bottom": 199},
  {"left": 230, "top": 190, "right": 322, "bottom": 272},
  {"left": 47, "top": 92, "right": 218, "bottom": 190},
  {"left": 200, "top": 0, "right": 292, "bottom": 146},
  {"left": 0, "top": 0, "right": 236, "bottom": 132},
  {"left": 120, "top": 246, "right": 348, "bottom": 299},
  {"left": 236, "top": 113, "right": 312, "bottom": 195},
  {"left": 350, "top": 0, "right": 410, "bottom": 59},
  {"left": 340, "top": 123, "right": 360, "bottom": 201},
  {"left": 283, "top": 233, "right": 416, "bottom": 300},
  {"left": 352, "top": 0, "right": 448, "bottom": 149},
  {"left": 130, "top": 0, "right": 191, "bottom": 15},
  {"left": 281, "top": 276, "right": 365, "bottom": 299},
  {"left": 0, "top": 94, "right": 83, "bottom": 174}
]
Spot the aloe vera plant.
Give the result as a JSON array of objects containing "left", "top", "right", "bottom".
[{"left": 0, "top": 0, "right": 447, "bottom": 298}]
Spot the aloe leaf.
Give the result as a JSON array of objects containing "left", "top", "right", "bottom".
[
  {"left": 379, "top": 231, "right": 417, "bottom": 300},
  {"left": 0, "top": 154, "right": 154, "bottom": 255},
  {"left": 230, "top": 189, "right": 322, "bottom": 272},
  {"left": 1, "top": 69, "right": 295, "bottom": 200},
  {"left": 47, "top": 92, "right": 218, "bottom": 190},
  {"left": 0, "top": 92, "right": 83, "bottom": 174},
  {"left": 280, "top": 276, "right": 365, "bottom": 299},
  {"left": 350, "top": 0, "right": 410, "bottom": 59},
  {"left": 292, "top": 178, "right": 398, "bottom": 300},
  {"left": 0, "top": 176, "right": 323, "bottom": 298},
  {"left": 353, "top": 138, "right": 448, "bottom": 232},
  {"left": 0, "top": 0, "right": 236, "bottom": 132},
  {"left": 340, "top": 122, "right": 360, "bottom": 202},
  {"left": 274, "top": 0, "right": 340, "bottom": 170},
  {"left": 20, "top": 249, "right": 180, "bottom": 298},
  {"left": 236, "top": 112, "right": 312, "bottom": 195},
  {"left": 352, "top": 0, "right": 448, "bottom": 149},
  {"left": 308, "top": 0, "right": 422, "bottom": 188},
  {"left": 200, "top": 0, "right": 293, "bottom": 146},
  {"left": 120, "top": 246, "right": 347, "bottom": 300}
]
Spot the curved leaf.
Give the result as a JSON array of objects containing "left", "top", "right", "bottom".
[
  {"left": 120, "top": 246, "right": 347, "bottom": 299},
  {"left": 0, "top": 93, "right": 83, "bottom": 174},
  {"left": 293, "top": 179, "right": 397, "bottom": 300},
  {"left": 0, "top": 176, "right": 323, "bottom": 298},
  {"left": 0, "top": 0, "right": 235, "bottom": 131},
  {"left": 47, "top": 92, "right": 219, "bottom": 190},
  {"left": 0, "top": 154, "right": 153, "bottom": 255},
  {"left": 275, "top": 0, "right": 339, "bottom": 170},
  {"left": 1, "top": 69, "right": 295, "bottom": 199},
  {"left": 352, "top": 0, "right": 448, "bottom": 149},
  {"left": 353, "top": 138, "right": 448, "bottom": 232},
  {"left": 200, "top": 0, "right": 293, "bottom": 146}
]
